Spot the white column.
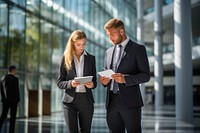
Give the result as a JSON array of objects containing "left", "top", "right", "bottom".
[
  {"left": 174, "top": 0, "right": 193, "bottom": 123},
  {"left": 24, "top": 78, "right": 29, "bottom": 117},
  {"left": 136, "top": 0, "right": 146, "bottom": 104},
  {"left": 38, "top": 77, "right": 43, "bottom": 116},
  {"left": 154, "top": 0, "right": 164, "bottom": 109}
]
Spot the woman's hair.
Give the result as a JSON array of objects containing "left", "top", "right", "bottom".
[
  {"left": 104, "top": 18, "right": 124, "bottom": 30},
  {"left": 64, "top": 30, "right": 87, "bottom": 70}
]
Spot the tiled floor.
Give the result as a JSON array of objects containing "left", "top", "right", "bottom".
[{"left": 1, "top": 105, "right": 200, "bottom": 133}]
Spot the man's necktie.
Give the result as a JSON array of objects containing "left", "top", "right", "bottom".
[{"left": 113, "top": 44, "right": 122, "bottom": 93}]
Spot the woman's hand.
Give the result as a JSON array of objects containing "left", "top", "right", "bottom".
[
  {"left": 71, "top": 80, "right": 81, "bottom": 88},
  {"left": 84, "top": 82, "right": 94, "bottom": 88}
]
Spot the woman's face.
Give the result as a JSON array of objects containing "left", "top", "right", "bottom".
[{"left": 73, "top": 38, "right": 86, "bottom": 55}]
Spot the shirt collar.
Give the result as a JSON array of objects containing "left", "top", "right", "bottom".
[
  {"left": 121, "top": 37, "right": 129, "bottom": 48},
  {"left": 116, "top": 37, "right": 129, "bottom": 48},
  {"left": 74, "top": 50, "right": 87, "bottom": 58},
  {"left": 83, "top": 50, "right": 87, "bottom": 55}
]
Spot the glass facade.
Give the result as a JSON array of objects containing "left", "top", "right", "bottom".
[{"left": 0, "top": 0, "right": 137, "bottom": 117}]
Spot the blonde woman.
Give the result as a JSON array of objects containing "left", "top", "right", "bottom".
[{"left": 57, "top": 30, "right": 97, "bottom": 133}]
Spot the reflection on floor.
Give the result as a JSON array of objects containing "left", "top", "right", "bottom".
[{"left": 1, "top": 105, "right": 200, "bottom": 133}]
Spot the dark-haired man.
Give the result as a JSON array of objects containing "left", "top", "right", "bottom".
[{"left": 0, "top": 66, "right": 20, "bottom": 133}]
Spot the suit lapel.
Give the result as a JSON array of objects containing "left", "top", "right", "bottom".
[
  {"left": 118, "top": 40, "right": 133, "bottom": 67},
  {"left": 72, "top": 61, "right": 77, "bottom": 77},
  {"left": 83, "top": 54, "right": 88, "bottom": 76},
  {"left": 108, "top": 46, "right": 116, "bottom": 69}
]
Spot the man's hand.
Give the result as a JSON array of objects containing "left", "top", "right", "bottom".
[
  {"left": 111, "top": 73, "right": 125, "bottom": 83},
  {"left": 100, "top": 76, "right": 110, "bottom": 85}
]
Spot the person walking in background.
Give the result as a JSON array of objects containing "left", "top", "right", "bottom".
[
  {"left": 100, "top": 18, "right": 150, "bottom": 133},
  {"left": 0, "top": 65, "right": 20, "bottom": 133},
  {"left": 57, "top": 30, "right": 97, "bottom": 133}
]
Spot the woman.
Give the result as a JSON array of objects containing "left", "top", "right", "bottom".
[{"left": 57, "top": 30, "right": 97, "bottom": 133}]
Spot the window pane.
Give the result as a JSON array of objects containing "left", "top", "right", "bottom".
[
  {"left": 52, "top": 26, "right": 64, "bottom": 74},
  {"left": 41, "top": 0, "right": 52, "bottom": 19},
  {"left": 53, "top": 0, "right": 64, "bottom": 25},
  {"left": 26, "top": 14, "right": 39, "bottom": 71},
  {"left": 40, "top": 20, "right": 52, "bottom": 73},
  {"left": 0, "top": 2, "right": 7, "bottom": 67},
  {"left": 26, "top": 0, "right": 40, "bottom": 13},
  {"left": 10, "top": 0, "right": 26, "bottom": 7},
  {"left": 9, "top": 7, "right": 25, "bottom": 68}
]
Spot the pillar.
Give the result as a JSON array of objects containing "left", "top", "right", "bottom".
[
  {"left": 174, "top": 0, "right": 193, "bottom": 123},
  {"left": 136, "top": 0, "right": 146, "bottom": 104},
  {"left": 154, "top": 0, "right": 164, "bottom": 109}
]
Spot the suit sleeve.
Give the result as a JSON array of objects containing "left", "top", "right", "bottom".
[
  {"left": 124, "top": 45, "right": 150, "bottom": 86},
  {"left": 16, "top": 78, "right": 20, "bottom": 102},
  {"left": 57, "top": 56, "right": 74, "bottom": 89},
  {"left": 0, "top": 80, "right": 4, "bottom": 101}
]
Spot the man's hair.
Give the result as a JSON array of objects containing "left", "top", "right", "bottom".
[
  {"left": 9, "top": 65, "right": 16, "bottom": 72},
  {"left": 104, "top": 18, "right": 124, "bottom": 30}
]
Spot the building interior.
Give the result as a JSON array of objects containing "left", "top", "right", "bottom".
[{"left": 0, "top": 0, "right": 200, "bottom": 132}]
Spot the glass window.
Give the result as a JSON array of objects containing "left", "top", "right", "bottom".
[
  {"left": 69, "top": 1, "right": 78, "bottom": 30},
  {"left": 0, "top": 2, "right": 7, "bottom": 67},
  {"left": 41, "top": 0, "right": 52, "bottom": 19},
  {"left": 25, "top": 14, "right": 39, "bottom": 71},
  {"left": 26, "top": 0, "right": 40, "bottom": 13},
  {"left": 64, "top": 0, "right": 71, "bottom": 29},
  {"left": 10, "top": 0, "right": 26, "bottom": 7},
  {"left": 9, "top": 7, "right": 25, "bottom": 68},
  {"left": 53, "top": 0, "right": 64, "bottom": 25},
  {"left": 26, "top": 73, "right": 39, "bottom": 90},
  {"left": 40, "top": 20, "right": 52, "bottom": 73},
  {"left": 40, "top": 75, "right": 51, "bottom": 90},
  {"left": 52, "top": 26, "right": 64, "bottom": 74}
]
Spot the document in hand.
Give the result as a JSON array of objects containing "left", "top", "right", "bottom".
[
  {"left": 98, "top": 69, "right": 115, "bottom": 79},
  {"left": 74, "top": 76, "right": 93, "bottom": 84}
]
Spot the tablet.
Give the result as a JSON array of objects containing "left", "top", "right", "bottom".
[{"left": 74, "top": 76, "right": 93, "bottom": 84}]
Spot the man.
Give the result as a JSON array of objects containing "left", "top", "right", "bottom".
[
  {"left": 0, "top": 66, "right": 20, "bottom": 133},
  {"left": 100, "top": 18, "right": 150, "bottom": 133}
]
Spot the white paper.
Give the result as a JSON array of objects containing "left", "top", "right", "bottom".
[
  {"left": 74, "top": 76, "right": 93, "bottom": 84},
  {"left": 98, "top": 69, "right": 115, "bottom": 79}
]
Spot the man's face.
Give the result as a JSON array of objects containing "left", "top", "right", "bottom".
[
  {"left": 106, "top": 27, "right": 123, "bottom": 45},
  {"left": 12, "top": 69, "right": 17, "bottom": 75}
]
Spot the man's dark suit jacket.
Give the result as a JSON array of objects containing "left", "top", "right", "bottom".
[
  {"left": 0, "top": 74, "right": 20, "bottom": 103},
  {"left": 57, "top": 52, "right": 97, "bottom": 103},
  {"left": 104, "top": 40, "right": 150, "bottom": 108}
]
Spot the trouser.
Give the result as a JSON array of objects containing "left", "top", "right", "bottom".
[
  {"left": 107, "top": 92, "right": 142, "bottom": 133},
  {"left": 0, "top": 102, "right": 17, "bottom": 133},
  {"left": 63, "top": 93, "right": 94, "bottom": 133}
]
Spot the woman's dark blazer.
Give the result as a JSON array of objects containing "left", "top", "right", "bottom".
[{"left": 57, "top": 52, "right": 97, "bottom": 103}]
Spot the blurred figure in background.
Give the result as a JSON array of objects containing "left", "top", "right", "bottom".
[{"left": 0, "top": 65, "right": 20, "bottom": 133}]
